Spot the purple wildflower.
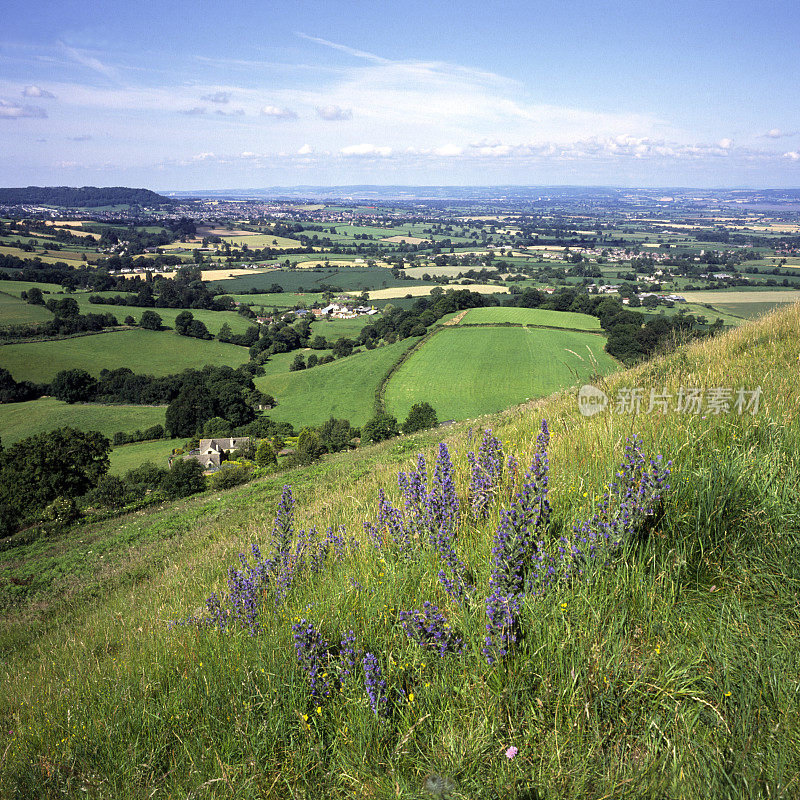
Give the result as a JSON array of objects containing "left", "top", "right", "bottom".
[
  {"left": 398, "top": 601, "right": 463, "bottom": 656},
  {"left": 292, "top": 619, "right": 332, "bottom": 698},
  {"left": 363, "top": 652, "right": 388, "bottom": 717}
]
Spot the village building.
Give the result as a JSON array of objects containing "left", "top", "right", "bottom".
[{"left": 170, "top": 437, "right": 252, "bottom": 472}]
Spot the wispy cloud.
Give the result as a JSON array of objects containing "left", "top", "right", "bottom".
[
  {"left": 316, "top": 104, "right": 352, "bottom": 121},
  {"left": 0, "top": 98, "right": 47, "bottom": 119},
  {"left": 22, "top": 85, "right": 56, "bottom": 99},
  {"left": 179, "top": 106, "right": 207, "bottom": 115},
  {"left": 215, "top": 108, "right": 245, "bottom": 117},
  {"left": 296, "top": 33, "right": 390, "bottom": 64},
  {"left": 261, "top": 105, "right": 298, "bottom": 120},
  {"left": 59, "top": 43, "right": 118, "bottom": 80},
  {"left": 761, "top": 128, "right": 798, "bottom": 139},
  {"left": 201, "top": 91, "right": 230, "bottom": 104},
  {"left": 68, "top": 134, "right": 92, "bottom": 141}
]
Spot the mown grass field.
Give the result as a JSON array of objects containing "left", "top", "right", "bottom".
[
  {"left": 0, "top": 245, "right": 100, "bottom": 264},
  {"left": 0, "top": 397, "right": 166, "bottom": 445},
  {"left": 0, "top": 292, "right": 53, "bottom": 326},
  {"left": 459, "top": 306, "right": 601, "bottom": 330},
  {"left": 255, "top": 339, "right": 413, "bottom": 427},
  {"left": 1, "top": 328, "right": 250, "bottom": 383},
  {"left": 220, "top": 234, "right": 302, "bottom": 249},
  {"left": 363, "top": 284, "right": 506, "bottom": 300},
  {"left": 385, "top": 326, "right": 617, "bottom": 421},
  {"left": 2, "top": 306, "right": 799, "bottom": 798}
]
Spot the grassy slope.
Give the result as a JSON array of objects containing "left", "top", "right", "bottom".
[
  {"left": 71, "top": 296, "right": 257, "bottom": 336},
  {"left": 1, "top": 328, "right": 250, "bottom": 383},
  {"left": 385, "top": 326, "right": 618, "bottom": 421},
  {"left": 254, "top": 339, "right": 413, "bottom": 427},
  {"left": 108, "top": 439, "right": 176, "bottom": 474},
  {"left": 459, "top": 306, "right": 601, "bottom": 330},
  {"left": 0, "top": 292, "right": 53, "bottom": 326},
  {"left": 0, "top": 398, "right": 165, "bottom": 445},
  {"left": 2, "top": 304, "right": 800, "bottom": 798},
  {"left": 0, "top": 279, "right": 63, "bottom": 297}
]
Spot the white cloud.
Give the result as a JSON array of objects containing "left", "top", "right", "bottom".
[
  {"left": 22, "top": 85, "right": 55, "bottom": 99},
  {"left": 261, "top": 105, "right": 298, "bottom": 119},
  {"left": 297, "top": 144, "right": 313, "bottom": 155},
  {"left": 315, "top": 104, "right": 352, "bottom": 121},
  {"left": 0, "top": 98, "right": 47, "bottom": 119},
  {"left": 215, "top": 108, "right": 245, "bottom": 116},
  {"left": 179, "top": 106, "right": 206, "bottom": 115},
  {"left": 784, "top": 151, "right": 800, "bottom": 161},
  {"left": 202, "top": 91, "right": 230, "bottom": 104},
  {"left": 192, "top": 152, "right": 215, "bottom": 161},
  {"left": 718, "top": 138, "right": 733, "bottom": 149},
  {"left": 767, "top": 128, "right": 783, "bottom": 138},
  {"left": 434, "top": 143, "right": 464, "bottom": 156},
  {"left": 341, "top": 143, "right": 392, "bottom": 157}
]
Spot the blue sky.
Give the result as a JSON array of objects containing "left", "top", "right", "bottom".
[{"left": 1, "top": 0, "right": 799, "bottom": 189}]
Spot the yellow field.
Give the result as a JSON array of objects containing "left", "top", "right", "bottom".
[
  {"left": 381, "top": 235, "right": 429, "bottom": 245},
  {"left": 354, "top": 284, "right": 509, "bottom": 300},
  {"left": 293, "top": 259, "right": 392, "bottom": 270},
  {"left": 0, "top": 245, "right": 99, "bottom": 264},
  {"left": 681, "top": 291, "right": 800, "bottom": 304},
  {"left": 121, "top": 268, "right": 272, "bottom": 281}
]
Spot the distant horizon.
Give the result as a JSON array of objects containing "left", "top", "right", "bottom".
[{"left": 6, "top": 183, "right": 800, "bottom": 194}]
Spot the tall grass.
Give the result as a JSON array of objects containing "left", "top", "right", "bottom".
[{"left": 2, "top": 305, "right": 800, "bottom": 799}]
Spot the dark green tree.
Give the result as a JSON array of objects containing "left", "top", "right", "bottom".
[
  {"left": 161, "top": 459, "right": 206, "bottom": 499},
  {"left": 255, "top": 439, "right": 277, "bottom": 466},
  {"left": 139, "top": 310, "right": 162, "bottom": 330},
  {"left": 0, "top": 427, "right": 110, "bottom": 528},
  {"left": 174, "top": 310, "right": 193, "bottom": 335},
  {"left": 402, "top": 402, "right": 438, "bottom": 434},
  {"left": 362, "top": 412, "right": 399, "bottom": 443},
  {"left": 318, "top": 417, "right": 353, "bottom": 453},
  {"left": 50, "top": 369, "right": 97, "bottom": 404}
]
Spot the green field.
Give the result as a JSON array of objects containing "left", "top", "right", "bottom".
[
  {"left": 1, "top": 328, "right": 250, "bottom": 383},
  {"left": 311, "top": 315, "right": 374, "bottom": 340},
  {"left": 72, "top": 296, "right": 257, "bottom": 336},
  {"left": 459, "top": 306, "right": 602, "bottom": 330},
  {"left": 0, "top": 279, "right": 63, "bottom": 297},
  {"left": 385, "top": 326, "right": 618, "bottom": 421},
  {"left": 108, "top": 439, "right": 176, "bottom": 474},
  {"left": 0, "top": 292, "right": 53, "bottom": 326},
  {"left": 230, "top": 292, "right": 324, "bottom": 308},
  {"left": 254, "top": 339, "right": 413, "bottom": 427},
  {"left": 210, "top": 267, "right": 416, "bottom": 294},
  {"left": 0, "top": 397, "right": 166, "bottom": 445}
]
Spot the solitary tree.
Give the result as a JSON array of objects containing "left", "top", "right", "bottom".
[
  {"left": 139, "top": 310, "right": 162, "bottom": 330},
  {"left": 362, "top": 412, "right": 399, "bottom": 443},
  {"left": 402, "top": 402, "right": 438, "bottom": 434}
]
